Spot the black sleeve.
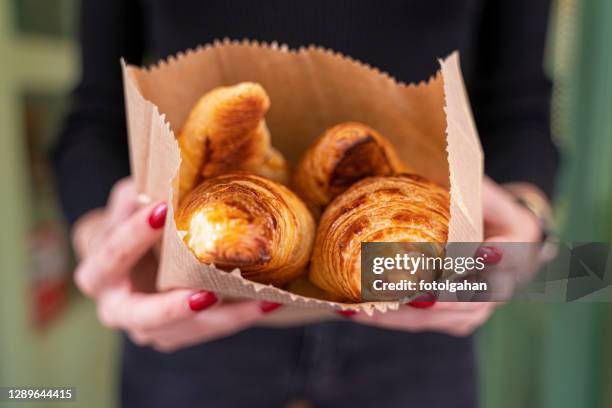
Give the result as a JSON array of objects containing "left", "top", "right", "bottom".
[
  {"left": 52, "top": 0, "right": 145, "bottom": 226},
  {"left": 467, "top": 0, "right": 559, "bottom": 198}
]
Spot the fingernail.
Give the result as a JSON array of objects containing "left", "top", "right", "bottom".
[
  {"left": 148, "top": 202, "right": 168, "bottom": 229},
  {"left": 188, "top": 291, "right": 218, "bottom": 311},
  {"left": 407, "top": 292, "right": 437, "bottom": 308},
  {"left": 336, "top": 310, "right": 357, "bottom": 317},
  {"left": 259, "top": 301, "right": 282, "bottom": 314},
  {"left": 476, "top": 246, "right": 503, "bottom": 265}
]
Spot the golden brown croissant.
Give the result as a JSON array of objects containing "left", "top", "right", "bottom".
[
  {"left": 293, "top": 122, "right": 408, "bottom": 216},
  {"left": 309, "top": 174, "right": 450, "bottom": 302},
  {"left": 178, "top": 82, "right": 289, "bottom": 200},
  {"left": 175, "top": 172, "right": 315, "bottom": 286}
]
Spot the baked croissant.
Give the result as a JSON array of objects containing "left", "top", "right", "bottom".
[
  {"left": 178, "top": 82, "right": 289, "bottom": 200},
  {"left": 293, "top": 122, "right": 408, "bottom": 216},
  {"left": 176, "top": 172, "right": 315, "bottom": 286},
  {"left": 309, "top": 175, "right": 450, "bottom": 302}
]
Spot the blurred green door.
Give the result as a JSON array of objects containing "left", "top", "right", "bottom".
[{"left": 478, "top": 0, "right": 612, "bottom": 407}]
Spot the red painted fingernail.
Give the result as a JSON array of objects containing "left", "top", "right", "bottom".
[
  {"left": 259, "top": 301, "right": 282, "bottom": 313},
  {"left": 336, "top": 310, "right": 357, "bottom": 317},
  {"left": 407, "top": 292, "right": 437, "bottom": 308},
  {"left": 476, "top": 246, "right": 503, "bottom": 265},
  {"left": 148, "top": 202, "right": 167, "bottom": 229},
  {"left": 188, "top": 291, "right": 218, "bottom": 311}
]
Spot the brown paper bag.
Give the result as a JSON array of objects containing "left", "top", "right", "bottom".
[{"left": 121, "top": 39, "right": 483, "bottom": 316}]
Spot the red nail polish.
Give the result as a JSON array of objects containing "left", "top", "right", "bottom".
[
  {"left": 259, "top": 301, "right": 282, "bottom": 313},
  {"left": 148, "top": 202, "right": 167, "bottom": 229},
  {"left": 188, "top": 291, "right": 217, "bottom": 311},
  {"left": 336, "top": 310, "right": 357, "bottom": 317},
  {"left": 476, "top": 246, "right": 503, "bottom": 265},
  {"left": 407, "top": 292, "right": 437, "bottom": 308}
]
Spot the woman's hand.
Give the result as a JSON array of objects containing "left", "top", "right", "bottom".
[
  {"left": 73, "top": 178, "right": 279, "bottom": 352},
  {"left": 349, "top": 177, "right": 545, "bottom": 336}
]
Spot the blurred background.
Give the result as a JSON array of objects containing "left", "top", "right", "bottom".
[{"left": 0, "top": 0, "right": 610, "bottom": 407}]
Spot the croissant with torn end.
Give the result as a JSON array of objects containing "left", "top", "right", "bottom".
[
  {"left": 176, "top": 173, "right": 315, "bottom": 286},
  {"left": 177, "top": 82, "right": 289, "bottom": 201}
]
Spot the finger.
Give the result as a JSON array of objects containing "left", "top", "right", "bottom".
[
  {"left": 98, "top": 286, "right": 207, "bottom": 331},
  {"left": 336, "top": 310, "right": 358, "bottom": 317},
  {"left": 126, "top": 329, "right": 149, "bottom": 347},
  {"left": 142, "top": 300, "right": 264, "bottom": 350},
  {"left": 188, "top": 290, "right": 220, "bottom": 312},
  {"left": 72, "top": 209, "right": 106, "bottom": 259},
  {"left": 427, "top": 301, "right": 499, "bottom": 312},
  {"left": 474, "top": 245, "right": 503, "bottom": 265},
  {"left": 425, "top": 302, "right": 498, "bottom": 334},
  {"left": 193, "top": 300, "right": 263, "bottom": 330},
  {"left": 91, "top": 179, "right": 139, "bottom": 247},
  {"left": 351, "top": 307, "right": 427, "bottom": 331},
  {"left": 406, "top": 292, "right": 437, "bottom": 308},
  {"left": 106, "top": 178, "right": 140, "bottom": 228},
  {"left": 128, "top": 290, "right": 216, "bottom": 331},
  {"left": 75, "top": 202, "right": 167, "bottom": 296},
  {"left": 352, "top": 302, "right": 495, "bottom": 332},
  {"left": 440, "top": 303, "right": 498, "bottom": 337},
  {"left": 482, "top": 180, "right": 542, "bottom": 242},
  {"left": 482, "top": 178, "right": 515, "bottom": 222}
]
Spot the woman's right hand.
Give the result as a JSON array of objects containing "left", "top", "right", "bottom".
[{"left": 72, "top": 178, "right": 280, "bottom": 352}]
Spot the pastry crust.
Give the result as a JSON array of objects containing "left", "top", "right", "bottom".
[
  {"left": 176, "top": 172, "right": 315, "bottom": 286},
  {"left": 293, "top": 122, "right": 408, "bottom": 217},
  {"left": 309, "top": 174, "right": 450, "bottom": 302},
  {"left": 178, "top": 82, "right": 289, "bottom": 200}
]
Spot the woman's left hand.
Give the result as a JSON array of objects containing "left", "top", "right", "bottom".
[{"left": 350, "top": 177, "right": 544, "bottom": 337}]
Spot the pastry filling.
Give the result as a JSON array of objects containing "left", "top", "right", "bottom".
[{"left": 186, "top": 206, "right": 270, "bottom": 267}]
